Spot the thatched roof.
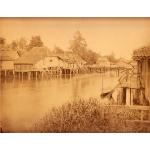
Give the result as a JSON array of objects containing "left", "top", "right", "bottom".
[
  {"left": 15, "top": 47, "right": 86, "bottom": 66},
  {"left": 65, "top": 52, "right": 86, "bottom": 64},
  {"left": 14, "top": 47, "right": 51, "bottom": 64},
  {"left": 51, "top": 52, "right": 86, "bottom": 64},
  {"left": 0, "top": 50, "right": 19, "bottom": 61},
  {"left": 116, "top": 58, "right": 131, "bottom": 68},
  {"left": 133, "top": 47, "right": 150, "bottom": 60}
]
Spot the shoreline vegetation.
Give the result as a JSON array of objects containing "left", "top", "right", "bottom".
[{"left": 31, "top": 98, "right": 150, "bottom": 133}]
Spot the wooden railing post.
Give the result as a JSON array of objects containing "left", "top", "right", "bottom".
[
  {"left": 148, "top": 109, "right": 150, "bottom": 121},
  {"left": 140, "top": 110, "right": 144, "bottom": 121}
]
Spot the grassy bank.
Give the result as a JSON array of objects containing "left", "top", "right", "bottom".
[{"left": 32, "top": 98, "right": 150, "bottom": 133}]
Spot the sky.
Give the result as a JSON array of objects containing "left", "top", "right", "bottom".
[{"left": 0, "top": 18, "right": 150, "bottom": 59}]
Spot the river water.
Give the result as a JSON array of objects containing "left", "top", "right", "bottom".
[{"left": 1, "top": 73, "right": 118, "bottom": 132}]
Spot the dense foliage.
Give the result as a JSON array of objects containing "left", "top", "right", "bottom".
[{"left": 32, "top": 98, "right": 150, "bottom": 133}]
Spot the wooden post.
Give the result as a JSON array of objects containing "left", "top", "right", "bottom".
[
  {"left": 60, "top": 68, "right": 62, "bottom": 76},
  {"left": 101, "top": 72, "right": 103, "bottom": 93},
  {"left": 18, "top": 72, "right": 20, "bottom": 79},
  {"left": 41, "top": 71, "right": 43, "bottom": 79},
  {"left": 35, "top": 71, "right": 37, "bottom": 79},
  {"left": 21, "top": 72, "right": 23, "bottom": 79},
  {"left": 0, "top": 121, "right": 2, "bottom": 133},
  {"left": 28, "top": 72, "right": 31, "bottom": 80},
  {"left": 122, "top": 87, "right": 126, "bottom": 105},
  {"left": 13, "top": 70, "right": 15, "bottom": 78},
  {"left": 126, "top": 88, "right": 132, "bottom": 106},
  {"left": 140, "top": 110, "right": 144, "bottom": 121},
  {"left": 4, "top": 70, "right": 6, "bottom": 78},
  {"left": 148, "top": 109, "right": 150, "bottom": 121}
]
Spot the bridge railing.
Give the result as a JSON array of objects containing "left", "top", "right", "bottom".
[{"left": 100, "top": 104, "right": 150, "bottom": 122}]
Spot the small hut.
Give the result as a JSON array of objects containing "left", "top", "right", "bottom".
[
  {"left": 0, "top": 50, "right": 19, "bottom": 77},
  {"left": 65, "top": 52, "right": 87, "bottom": 72},
  {"left": 116, "top": 58, "right": 132, "bottom": 69},
  {"left": 14, "top": 47, "right": 80, "bottom": 76},
  {"left": 14, "top": 47, "right": 53, "bottom": 77},
  {"left": 92, "top": 56, "right": 110, "bottom": 73},
  {"left": 96, "top": 56, "right": 110, "bottom": 68},
  {"left": 133, "top": 46, "right": 150, "bottom": 104},
  {"left": 54, "top": 52, "right": 87, "bottom": 74}
]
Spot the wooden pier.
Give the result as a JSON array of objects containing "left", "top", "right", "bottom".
[
  {"left": 0, "top": 66, "right": 125, "bottom": 80},
  {"left": 0, "top": 67, "right": 81, "bottom": 79}
]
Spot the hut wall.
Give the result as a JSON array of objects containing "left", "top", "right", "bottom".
[
  {"left": 146, "top": 60, "right": 150, "bottom": 101},
  {"left": 14, "top": 64, "right": 33, "bottom": 72},
  {"left": 141, "top": 60, "right": 145, "bottom": 87},
  {"left": 34, "top": 59, "right": 45, "bottom": 70},
  {"left": 44, "top": 57, "right": 68, "bottom": 68},
  {"left": 141, "top": 60, "right": 150, "bottom": 102},
  {"left": 1, "top": 61, "right": 14, "bottom": 70}
]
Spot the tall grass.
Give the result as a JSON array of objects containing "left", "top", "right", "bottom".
[{"left": 32, "top": 98, "right": 150, "bottom": 133}]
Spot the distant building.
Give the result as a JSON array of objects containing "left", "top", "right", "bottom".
[
  {"left": 47, "top": 55, "right": 68, "bottom": 68},
  {"left": 116, "top": 58, "right": 132, "bottom": 69},
  {"left": 0, "top": 50, "right": 19, "bottom": 76},
  {"left": 14, "top": 48, "right": 86, "bottom": 75},
  {"left": 52, "top": 52, "right": 87, "bottom": 74},
  {"left": 14, "top": 47, "right": 52, "bottom": 72},
  {"left": 65, "top": 52, "right": 86, "bottom": 69},
  {"left": 133, "top": 47, "right": 150, "bottom": 103},
  {"left": 96, "top": 56, "right": 110, "bottom": 68}
]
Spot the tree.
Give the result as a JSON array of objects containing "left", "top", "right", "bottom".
[
  {"left": 18, "top": 38, "right": 27, "bottom": 50},
  {"left": 69, "top": 31, "right": 99, "bottom": 64},
  {"left": 83, "top": 49, "right": 99, "bottom": 64},
  {"left": 7, "top": 38, "right": 27, "bottom": 53},
  {"left": 53, "top": 46, "right": 64, "bottom": 54},
  {"left": 69, "top": 31, "right": 87, "bottom": 58},
  {"left": 107, "top": 52, "right": 117, "bottom": 63},
  {"left": 15, "top": 38, "right": 28, "bottom": 55},
  {"left": 28, "top": 36, "right": 43, "bottom": 50},
  {"left": 0, "top": 37, "right": 6, "bottom": 50},
  {"left": 10, "top": 40, "right": 18, "bottom": 51},
  {"left": 0, "top": 37, "right": 6, "bottom": 45}
]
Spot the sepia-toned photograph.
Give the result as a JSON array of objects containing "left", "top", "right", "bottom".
[{"left": 0, "top": 17, "right": 150, "bottom": 133}]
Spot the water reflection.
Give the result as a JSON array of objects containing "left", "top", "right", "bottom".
[{"left": 1, "top": 73, "right": 118, "bottom": 132}]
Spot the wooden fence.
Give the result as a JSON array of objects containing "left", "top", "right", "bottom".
[{"left": 102, "top": 105, "right": 150, "bottom": 123}]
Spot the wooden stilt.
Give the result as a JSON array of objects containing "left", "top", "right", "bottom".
[
  {"left": 41, "top": 71, "right": 44, "bottom": 79},
  {"left": 4, "top": 70, "right": 6, "bottom": 78},
  {"left": 21, "top": 72, "right": 23, "bottom": 79},
  {"left": 28, "top": 72, "right": 31, "bottom": 80},
  {"left": 18, "top": 72, "right": 20, "bottom": 79},
  {"left": 35, "top": 71, "right": 37, "bottom": 79},
  {"left": 13, "top": 70, "right": 15, "bottom": 78}
]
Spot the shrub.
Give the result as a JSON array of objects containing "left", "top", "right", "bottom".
[{"left": 31, "top": 98, "right": 150, "bottom": 133}]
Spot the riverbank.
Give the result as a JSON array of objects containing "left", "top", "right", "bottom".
[{"left": 32, "top": 98, "right": 150, "bottom": 133}]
